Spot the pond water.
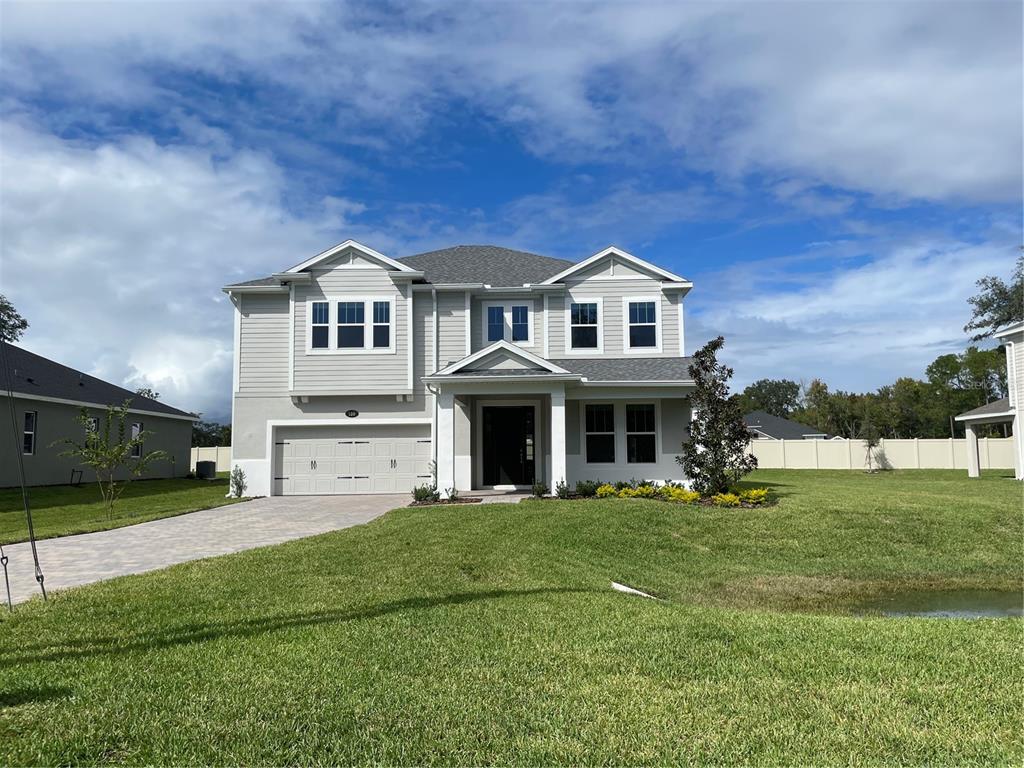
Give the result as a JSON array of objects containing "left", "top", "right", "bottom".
[{"left": 855, "top": 590, "right": 1023, "bottom": 619}]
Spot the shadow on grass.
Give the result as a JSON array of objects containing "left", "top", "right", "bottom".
[
  {"left": 0, "top": 586, "right": 596, "bottom": 668},
  {"left": 0, "top": 685, "right": 72, "bottom": 708}
]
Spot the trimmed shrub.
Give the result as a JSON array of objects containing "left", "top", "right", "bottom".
[
  {"left": 618, "top": 484, "right": 658, "bottom": 499},
  {"left": 531, "top": 481, "right": 549, "bottom": 498},
  {"left": 660, "top": 485, "right": 700, "bottom": 504},
  {"left": 711, "top": 492, "right": 741, "bottom": 507},
  {"left": 412, "top": 484, "right": 440, "bottom": 503},
  {"left": 595, "top": 483, "right": 617, "bottom": 498},
  {"left": 574, "top": 480, "right": 601, "bottom": 498},
  {"left": 738, "top": 488, "right": 770, "bottom": 505}
]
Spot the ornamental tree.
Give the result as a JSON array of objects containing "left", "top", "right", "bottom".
[
  {"left": 55, "top": 401, "right": 168, "bottom": 518},
  {"left": 677, "top": 336, "right": 757, "bottom": 495}
]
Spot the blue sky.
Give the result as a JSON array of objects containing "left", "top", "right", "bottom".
[{"left": 1, "top": 1, "right": 1020, "bottom": 422}]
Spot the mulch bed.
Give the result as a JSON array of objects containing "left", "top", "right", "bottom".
[{"left": 408, "top": 497, "right": 485, "bottom": 507}]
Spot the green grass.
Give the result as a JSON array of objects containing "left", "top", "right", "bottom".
[
  {"left": 0, "top": 475, "right": 243, "bottom": 545},
  {"left": 1, "top": 469, "right": 1021, "bottom": 764}
]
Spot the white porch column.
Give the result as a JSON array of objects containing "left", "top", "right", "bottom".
[
  {"left": 550, "top": 388, "right": 566, "bottom": 496},
  {"left": 965, "top": 422, "right": 980, "bottom": 478},
  {"left": 437, "top": 389, "right": 456, "bottom": 496}
]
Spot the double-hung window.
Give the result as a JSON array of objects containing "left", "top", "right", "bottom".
[
  {"left": 487, "top": 306, "right": 504, "bottom": 343},
  {"left": 626, "top": 404, "right": 656, "bottom": 463},
  {"left": 570, "top": 302, "right": 599, "bottom": 350},
  {"left": 585, "top": 404, "right": 615, "bottom": 463},
  {"left": 511, "top": 305, "right": 529, "bottom": 342},
  {"left": 310, "top": 301, "right": 330, "bottom": 349},
  {"left": 22, "top": 411, "right": 37, "bottom": 455},
  {"left": 626, "top": 300, "right": 658, "bottom": 349},
  {"left": 337, "top": 302, "right": 365, "bottom": 349},
  {"left": 372, "top": 301, "right": 390, "bottom": 348},
  {"left": 130, "top": 422, "right": 143, "bottom": 459},
  {"left": 484, "top": 303, "right": 531, "bottom": 345}
]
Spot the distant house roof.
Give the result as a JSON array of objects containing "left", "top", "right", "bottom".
[
  {"left": 1, "top": 343, "right": 196, "bottom": 420},
  {"left": 744, "top": 410, "right": 827, "bottom": 440},
  {"left": 954, "top": 396, "right": 1013, "bottom": 423}
]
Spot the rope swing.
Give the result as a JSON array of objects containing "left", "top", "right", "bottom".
[{"left": 1, "top": 340, "right": 46, "bottom": 604}]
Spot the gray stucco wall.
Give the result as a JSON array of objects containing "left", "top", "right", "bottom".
[{"left": 0, "top": 397, "right": 193, "bottom": 488}]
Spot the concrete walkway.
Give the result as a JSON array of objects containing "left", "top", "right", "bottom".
[{"left": 1, "top": 494, "right": 405, "bottom": 605}]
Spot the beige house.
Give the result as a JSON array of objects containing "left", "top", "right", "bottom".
[
  {"left": 223, "top": 241, "right": 696, "bottom": 497},
  {"left": 954, "top": 320, "right": 1023, "bottom": 479}
]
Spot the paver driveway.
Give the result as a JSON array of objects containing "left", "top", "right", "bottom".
[{"left": 1, "top": 494, "right": 405, "bottom": 605}]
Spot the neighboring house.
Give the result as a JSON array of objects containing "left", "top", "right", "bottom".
[
  {"left": 955, "top": 320, "right": 1023, "bottom": 479},
  {"left": 0, "top": 344, "right": 197, "bottom": 487},
  {"left": 223, "top": 241, "right": 696, "bottom": 497},
  {"left": 744, "top": 410, "right": 828, "bottom": 440}
]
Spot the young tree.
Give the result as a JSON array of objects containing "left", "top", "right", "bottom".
[
  {"left": 134, "top": 387, "right": 160, "bottom": 401},
  {"left": 964, "top": 254, "right": 1023, "bottom": 339},
  {"left": 0, "top": 294, "right": 28, "bottom": 342},
  {"left": 55, "top": 402, "right": 168, "bottom": 518},
  {"left": 860, "top": 417, "right": 881, "bottom": 472},
  {"left": 677, "top": 336, "right": 757, "bottom": 495},
  {"left": 736, "top": 378, "right": 801, "bottom": 417}
]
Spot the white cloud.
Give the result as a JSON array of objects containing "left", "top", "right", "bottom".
[
  {"left": 0, "top": 119, "right": 351, "bottom": 421},
  {"left": 688, "top": 239, "right": 1017, "bottom": 392},
  {"left": 2, "top": 1, "right": 1018, "bottom": 204}
]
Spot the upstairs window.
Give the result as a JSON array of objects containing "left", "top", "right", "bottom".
[
  {"left": 627, "top": 300, "right": 658, "bottom": 349},
  {"left": 585, "top": 403, "right": 615, "bottom": 463},
  {"left": 511, "top": 305, "right": 529, "bottom": 342},
  {"left": 23, "top": 411, "right": 36, "bottom": 455},
  {"left": 487, "top": 305, "right": 504, "bottom": 343},
  {"left": 626, "top": 404, "right": 656, "bottom": 463},
  {"left": 337, "top": 302, "right": 365, "bottom": 348},
  {"left": 570, "top": 302, "right": 599, "bottom": 349},
  {"left": 130, "top": 422, "right": 143, "bottom": 459},
  {"left": 484, "top": 303, "right": 532, "bottom": 345},
  {"left": 372, "top": 301, "right": 390, "bottom": 348},
  {"left": 311, "top": 301, "right": 330, "bottom": 349}
]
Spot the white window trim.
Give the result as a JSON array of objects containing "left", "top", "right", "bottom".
[
  {"left": 564, "top": 297, "right": 605, "bottom": 356},
  {"left": 130, "top": 421, "right": 143, "bottom": 459},
  {"left": 304, "top": 296, "right": 397, "bottom": 355},
  {"left": 23, "top": 410, "right": 37, "bottom": 455},
  {"left": 625, "top": 401, "right": 660, "bottom": 465},
  {"left": 583, "top": 402, "right": 616, "bottom": 465},
  {"left": 481, "top": 300, "right": 534, "bottom": 348},
  {"left": 622, "top": 296, "right": 662, "bottom": 353}
]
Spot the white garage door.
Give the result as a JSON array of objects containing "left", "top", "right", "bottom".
[{"left": 273, "top": 425, "right": 433, "bottom": 495}]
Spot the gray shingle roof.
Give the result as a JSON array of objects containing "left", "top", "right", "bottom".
[
  {"left": 398, "top": 245, "right": 574, "bottom": 287},
  {"left": 2, "top": 343, "right": 196, "bottom": 419},
  {"left": 744, "top": 410, "right": 826, "bottom": 439},
  {"left": 224, "top": 276, "right": 281, "bottom": 288},
  {"left": 551, "top": 357, "right": 694, "bottom": 382},
  {"left": 956, "top": 396, "right": 1013, "bottom": 420}
]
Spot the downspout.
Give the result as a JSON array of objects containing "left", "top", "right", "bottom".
[{"left": 431, "top": 288, "right": 439, "bottom": 474}]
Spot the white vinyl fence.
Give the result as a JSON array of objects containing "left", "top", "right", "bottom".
[
  {"left": 749, "top": 437, "right": 1015, "bottom": 470},
  {"left": 190, "top": 446, "right": 232, "bottom": 472}
]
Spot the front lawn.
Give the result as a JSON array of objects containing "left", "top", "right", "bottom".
[
  {"left": 0, "top": 476, "right": 244, "bottom": 545},
  {"left": 0, "top": 469, "right": 1020, "bottom": 764}
]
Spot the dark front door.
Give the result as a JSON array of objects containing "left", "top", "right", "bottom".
[{"left": 482, "top": 406, "right": 535, "bottom": 486}]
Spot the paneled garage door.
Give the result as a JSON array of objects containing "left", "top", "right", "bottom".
[{"left": 273, "top": 425, "right": 433, "bottom": 495}]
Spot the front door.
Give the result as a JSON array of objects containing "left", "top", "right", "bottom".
[{"left": 482, "top": 406, "right": 536, "bottom": 486}]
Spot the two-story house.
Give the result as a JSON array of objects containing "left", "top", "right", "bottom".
[{"left": 223, "top": 241, "right": 695, "bottom": 497}]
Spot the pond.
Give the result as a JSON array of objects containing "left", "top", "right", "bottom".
[{"left": 855, "top": 589, "right": 1023, "bottom": 619}]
